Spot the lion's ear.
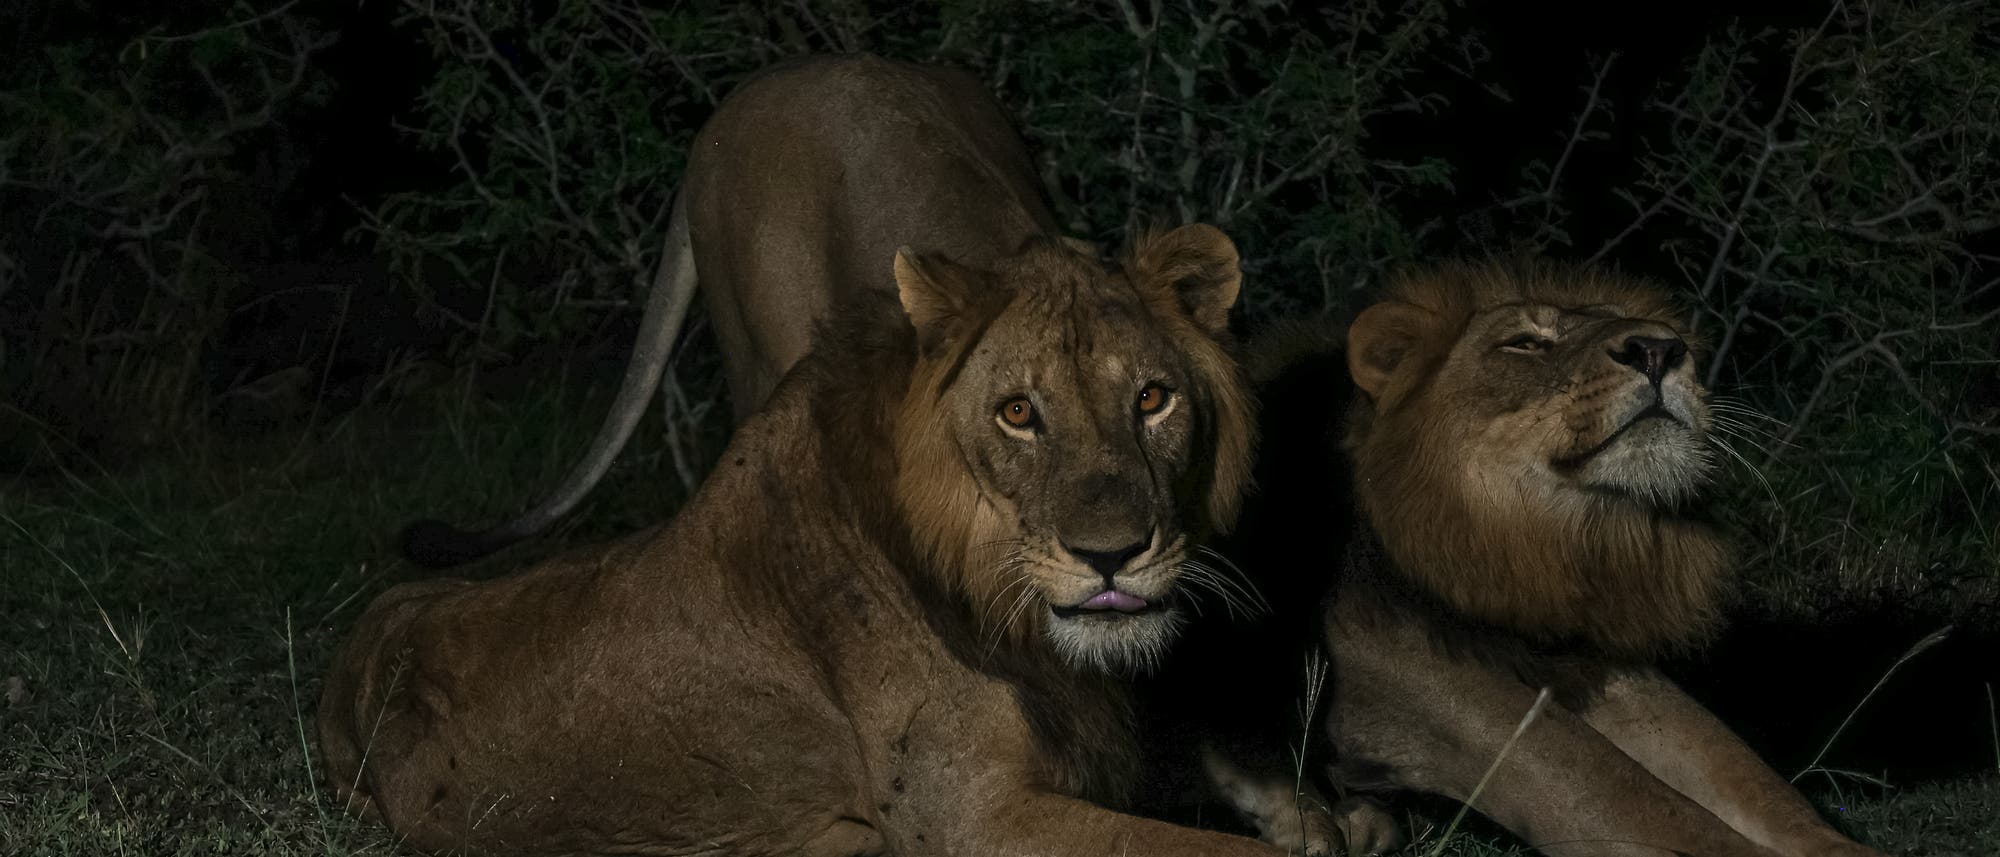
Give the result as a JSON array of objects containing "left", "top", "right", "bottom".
[
  {"left": 1346, "top": 301, "right": 1434, "bottom": 399},
  {"left": 1129, "top": 223, "right": 1242, "bottom": 336},
  {"left": 894, "top": 246, "right": 979, "bottom": 348}
]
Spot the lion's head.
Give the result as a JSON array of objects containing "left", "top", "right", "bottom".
[
  {"left": 1342, "top": 258, "right": 1732, "bottom": 658},
  {"left": 889, "top": 225, "right": 1257, "bottom": 674}
]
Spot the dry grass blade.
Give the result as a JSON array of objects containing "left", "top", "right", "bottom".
[
  {"left": 287, "top": 607, "right": 328, "bottom": 831},
  {"left": 1421, "top": 686, "right": 1553, "bottom": 857},
  {"left": 1792, "top": 624, "right": 1952, "bottom": 785},
  {"left": 1291, "top": 649, "right": 1330, "bottom": 849},
  {"left": 3, "top": 511, "right": 143, "bottom": 663}
]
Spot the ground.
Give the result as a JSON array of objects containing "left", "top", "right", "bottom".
[{"left": 2, "top": 383, "right": 1994, "bottom": 856}]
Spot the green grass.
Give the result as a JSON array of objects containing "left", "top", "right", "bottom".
[{"left": 0, "top": 384, "right": 1991, "bottom": 855}]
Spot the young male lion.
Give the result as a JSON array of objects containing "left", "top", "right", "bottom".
[
  {"left": 1156, "top": 259, "right": 1885, "bottom": 857},
  {"left": 318, "top": 54, "right": 1293, "bottom": 856}
]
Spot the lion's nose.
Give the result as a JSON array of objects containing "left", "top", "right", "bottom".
[
  {"left": 1609, "top": 335, "right": 1686, "bottom": 385},
  {"left": 1063, "top": 535, "right": 1152, "bottom": 584}
]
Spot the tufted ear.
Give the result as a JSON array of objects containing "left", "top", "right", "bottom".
[
  {"left": 1127, "top": 223, "right": 1242, "bottom": 336},
  {"left": 893, "top": 247, "right": 981, "bottom": 350},
  {"left": 1345, "top": 301, "right": 1435, "bottom": 400}
]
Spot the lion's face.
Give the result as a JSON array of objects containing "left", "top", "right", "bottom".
[
  {"left": 1415, "top": 302, "right": 1714, "bottom": 506},
  {"left": 1340, "top": 260, "right": 1731, "bottom": 655},
  {"left": 1348, "top": 263, "right": 1716, "bottom": 514},
  {"left": 893, "top": 226, "right": 1255, "bottom": 673}
]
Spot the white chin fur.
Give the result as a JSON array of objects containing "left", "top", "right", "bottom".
[
  {"left": 1044, "top": 607, "right": 1184, "bottom": 674},
  {"left": 1578, "top": 418, "right": 1714, "bottom": 504}
]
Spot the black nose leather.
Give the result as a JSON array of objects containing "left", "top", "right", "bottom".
[
  {"left": 1064, "top": 538, "right": 1150, "bottom": 582},
  {"left": 1610, "top": 335, "right": 1687, "bottom": 385}
]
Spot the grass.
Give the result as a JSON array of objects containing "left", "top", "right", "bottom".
[
  {"left": 0, "top": 381, "right": 691, "bottom": 855},
  {"left": 0, "top": 382, "right": 1993, "bottom": 856},
  {"left": 1377, "top": 773, "right": 2000, "bottom": 856}
]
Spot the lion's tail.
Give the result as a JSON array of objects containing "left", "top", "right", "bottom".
[{"left": 399, "top": 192, "right": 699, "bottom": 569}]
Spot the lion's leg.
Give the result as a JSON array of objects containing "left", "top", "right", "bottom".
[
  {"left": 939, "top": 791, "right": 1300, "bottom": 857},
  {"left": 1580, "top": 670, "right": 1885, "bottom": 857},
  {"left": 1201, "top": 744, "right": 1380, "bottom": 856},
  {"left": 1323, "top": 619, "right": 1776, "bottom": 857},
  {"left": 877, "top": 681, "right": 1293, "bottom": 857}
]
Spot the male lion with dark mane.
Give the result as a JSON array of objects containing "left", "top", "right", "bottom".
[
  {"left": 318, "top": 54, "right": 1295, "bottom": 856},
  {"left": 1151, "top": 259, "right": 1885, "bottom": 857}
]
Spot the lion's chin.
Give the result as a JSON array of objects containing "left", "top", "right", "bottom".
[
  {"left": 1571, "top": 415, "right": 1714, "bottom": 505},
  {"left": 1044, "top": 605, "right": 1184, "bottom": 675}
]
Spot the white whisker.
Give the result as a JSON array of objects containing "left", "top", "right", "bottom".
[
  {"left": 977, "top": 567, "right": 1032, "bottom": 639},
  {"left": 1708, "top": 433, "right": 1777, "bottom": 503},
  {"left": 1195, "top": 545, "right": 1273, "bottom": 615},
  {"left": 1179, "top": 562, "right": 1252, "bottom": 622},
  {"left": 1186, "top": 556, "right": 1269, "bottom": 619},
  {"left": 985, "top": 582, "right": 1040, "bottom": 663}
]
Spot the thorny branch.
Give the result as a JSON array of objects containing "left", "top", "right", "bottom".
[
  {"left": 1599, "top": 0, "right": 2000, "bottom": 472},
  {"left": 3, "top": 2, "right": 331, "bottom": 427}
]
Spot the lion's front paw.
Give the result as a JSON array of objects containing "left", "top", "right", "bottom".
[
  {"left": 1254, "top": 791, "right": 1404, "bottom": 857},
  {"left": 1329, "top": 796, "right": 1404, "bottom": 856},
  {"left": 1267, "top": 799, "right": 1340, "bottom": 857},
  {"left": 1200, "top": 747, "right": 1342, "bottom": 856}
]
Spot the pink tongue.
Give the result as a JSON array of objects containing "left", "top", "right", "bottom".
[{"left": 1081, "top": 590, "right": 1149, "bottom": 613}]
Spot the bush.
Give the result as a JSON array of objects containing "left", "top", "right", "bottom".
[
  {"left": 0, "top": 1, "right": 334, "bottom": 452},
  {"left": 1572, "top": 1, "right": 2000, "bottom": 612}
]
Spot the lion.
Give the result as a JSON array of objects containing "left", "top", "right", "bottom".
[
  {"left": 396, "top": 52, "right": 1099, "bottom": 569},
  {"left": 1152, "top": 258, "right": 1886, "bottom": 857},
  {"left": 317, "top": 53, "right": 1301, "bottom": 856}
]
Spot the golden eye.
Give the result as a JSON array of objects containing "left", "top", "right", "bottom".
[
  {"left": 1136, "top": 383, "right": 1173, "bottom": 415},
  {"left": 999, "top": 397, "right": 1037, "bottom": 429}
]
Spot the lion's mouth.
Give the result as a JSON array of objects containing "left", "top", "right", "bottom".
[
  {"left": 1553, "top": 402, "right": 1680, "bottom": 470},
  {"left": 1051, "top": 589, "right": 1160, "bottom": 620}
]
